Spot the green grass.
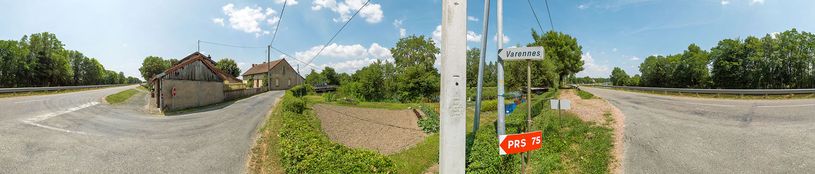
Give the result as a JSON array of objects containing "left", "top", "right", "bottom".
[
  {"left": 0, "top": 86, "right": 116, "bottom": 98},
  {"left": 529, "top": 110, "right": 613, "bottom": 173},
  {"left": 305, "top": 94, "right": 417, "bottom": 110},
  {"left": 248, "top": 100, "right": 285, "bottom": 174},
  {"left": 389, "top": 134, "right": 440, "bottom": 174},
  {"left": 576, "top": 89, "right": 596, "bottom": 99},
  {"left": 105, "top": 89, "right": 138, "bottom": 104}
]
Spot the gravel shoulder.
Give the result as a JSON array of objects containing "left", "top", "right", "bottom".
[
  {"left": 312, "top": 104, "right": 426, "bottom": 155},
  {"left": 560, "top": 89, "right": 626, "bottom": 174}
]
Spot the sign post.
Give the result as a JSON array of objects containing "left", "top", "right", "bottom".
[{"left": 498, "top": 46, "right": 544, "bottom": 169}]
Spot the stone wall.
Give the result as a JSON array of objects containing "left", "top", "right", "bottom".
[{"left": 158, "top": 79, "right": 224, "bottom": 111}]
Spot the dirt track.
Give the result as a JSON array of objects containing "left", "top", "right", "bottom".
[{"left": 313, "top": 104, "right": 426, "bottom": 155}]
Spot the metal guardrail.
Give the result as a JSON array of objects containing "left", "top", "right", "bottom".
[
  {"left": 0, "top": 84, "right": 126, "bottom": 94},
  {"left": 586, "top": 85, "right": 815, "bottom": 95}
]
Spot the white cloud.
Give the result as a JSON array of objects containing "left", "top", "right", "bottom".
[
  {"left": 219, "top": 4, "right": 279, "bottom": 36},
  {"left": 212, "top": 18, "right": 225, "bottom": 26},
  {"left": 721, "top": 0, "right": 730, "bottom": 5},
  {"left": 467, "top": 31, "right": 482, "bottom": 42},
  {"left": 312, "top": 0, "right": 384, "bottom": 23},
  {"left": 750, "top": 0, "right": 764, "bottom": 5},
  {"left": 432, "top": 25, "right": 482, "bottom": 44},
  {"left": 577, "top": 4, "right": 589, "bottom": 9},
  {"left": 393, "top": 19, "right": 407, "bottom": 38},
  {"left": 612, "top": 48, "right": 618, "bottom": 52},
  {"left": 274, "top": 0, "right": 298, "bottom": 5},
  {"left": 293, "top": 43, "right": 392, "bottom": 64},
  {"left": 467, "top": 16, "right": 479, "bottom": 22},
  {"left": 630, "top": 56, "right": 640, "bottom": 61},
  {"left": 493, "top": 34, "right": 510, "bottom": 44},
  {"left": 576, "top": 52, "right": 611, "bottom": 77}
]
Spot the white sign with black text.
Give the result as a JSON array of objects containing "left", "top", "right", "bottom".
[{"left": 498, "top": 46, "right": 545, "bottom": 61}]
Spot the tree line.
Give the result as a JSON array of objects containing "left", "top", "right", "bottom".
[
  {"left": 0, "top": 32, "right": 141, "bottom": 88},
  {"left": 613, "top": 28, "right": 815, "bottom": 89},
  {"left": 305, "top": 30, "right": 585, "bottom": 102}
]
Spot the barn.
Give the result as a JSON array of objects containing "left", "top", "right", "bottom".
[
  {"left": 241, "top": 58, "right": 304, "bottom": 90},
  {"left": 148, "top": 52, "right": 242, "bottom": 111}
]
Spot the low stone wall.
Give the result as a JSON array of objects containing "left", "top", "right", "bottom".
[{"left": 224, "top": 87, "right": 268, "bottom": 101}]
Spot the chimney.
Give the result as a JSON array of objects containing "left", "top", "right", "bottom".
[{"left": 252, "top": 64, "right": 256, "bottom": 67}]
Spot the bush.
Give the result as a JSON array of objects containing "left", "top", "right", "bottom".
[
  {"left": 479, "top": 100, "right": 498, "bottom": 112},
  {"left": 278, "top": 92, "right": 394, "bottom": 173},
  {"left": 576, "top": 89, "right": 595, "bottom": 99},
  {"left": 281, "top": 93, "right": 306, "bottom": 114},
  {"left": 289, "top": 84, "right": 315, "bottom": 97},
  {"left": 322, "top": 92, "right": 336, "bottom": 102},
  {"left": 467, "top": 87, "right": 498, "bottom": 101},
  {"left": 466, "top": 124, "right": 521, "bottom": 173},
  {"left": 416, "top": 104, "right": 440, "bottom": 133}
]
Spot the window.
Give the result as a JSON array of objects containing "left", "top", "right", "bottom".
[
  {"left": 275, "top": 79, "right": 279, "bottom": 87},
  {"left": 288, "top": 79, "right": 291, "bottom": 86}
]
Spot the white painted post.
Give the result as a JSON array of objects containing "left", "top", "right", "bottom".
[
  {"left": 440, "top": 0, "right": 467, "bottom": 173},
  {"left": 496, "top": 0, "right": 507, "bottom": 136}
]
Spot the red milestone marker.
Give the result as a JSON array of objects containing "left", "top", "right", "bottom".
[
  {"left": 172, "top": 87, "right": 176, "bottom": 97},
  {"left": 498, "top": 131, "right": 542, "bottom": 155}
]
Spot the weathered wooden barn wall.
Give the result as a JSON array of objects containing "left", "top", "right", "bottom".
[{"left": 165, "top": 61, "right": 222, "bottom": 82}]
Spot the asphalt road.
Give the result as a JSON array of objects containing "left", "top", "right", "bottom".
[
  {"left": 581, "top": 87, "right": 815, "bottom": 173},
  {"left": 0, "top": 85, "right": 284, "bottom": 173}
]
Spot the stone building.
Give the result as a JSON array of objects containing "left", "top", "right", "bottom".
[
  {"left": 241, "top": 58, "right": 304, "bottom": 90},
  {"left": 148, "top": 52, "right": 241, "bottom": 111}
]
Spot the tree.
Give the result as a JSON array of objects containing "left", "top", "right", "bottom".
[
  {"left": 466, "top": 48, "right": 481, "bottom": 87},
  {"left": 672, "top": 44, "right": 711, "bottom": 88},
  {"left": 23, "top": 32, "right": 73, "bottom": 86},
  {"left": 216, "top": 58, "right": 241, "bottom": 78},
  {"left": 321, "top": 67, "right": 340, "bottom": 86},
  {"left": 610, "top": 67, "right": 630, "bottom": 86},
  {"left": 139, "top": 56, "right": 169, "bottom": 81},
  {"left": 0, "top": 40, "right": 29, "bottom": 87},
  {"left": 305, "top": 69, "right": 326, "bottom": 86},
  {"left": 390, "top": 35, "right": 440, "bottom": 102},
  {"left": 530, "top": 30, "right": 584, "bottom": 87}
]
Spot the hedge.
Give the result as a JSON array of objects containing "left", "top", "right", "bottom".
[
  {"left": 416, "top": 104, "right": 440, "bottom": 133},
  {"left": 479, "top": 100, "right": 498, "bottom": 112},
  {"left": 278, "top": 91, "right": 394, "bottom": 173}
]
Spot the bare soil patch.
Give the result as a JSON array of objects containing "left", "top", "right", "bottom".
[
  {"left": 561, "top": 89, "right": 626, "bottom": 174},
  {"left": 313, "top": 104, "right": 426, "bottom": 155}
]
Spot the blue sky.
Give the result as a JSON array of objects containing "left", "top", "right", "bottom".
[{"left": 1, "top": 0, "right": 813, "bottom": 80}]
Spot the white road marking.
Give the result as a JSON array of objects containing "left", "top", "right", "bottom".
[
  {"left": 14, "top": 99, "right": 45, "bottom": 104},
  {"left": 756, "top": 103, "right": 815, "bottom": 108},
  {"left": 20, "top": 102, "right": 98, "bottom": 135}
]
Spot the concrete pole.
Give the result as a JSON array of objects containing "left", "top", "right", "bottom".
[
  {"left": 440, "top": 0, "right": 467, "bottom": 173},
  {"left": 496, "top": 0, "right": 506, "bottom": 135},
  {"left": 197, "top": 40, "right": 200, "bottom": 52},
  {"left": 472, "top": 0, "right": 490, "bottom": 134},
  {"left": 267, "top": 45, "right": 271, "bottom": 90}
]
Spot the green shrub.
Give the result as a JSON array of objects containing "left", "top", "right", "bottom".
[
  {"left": 337, "top": 97, "right": 359, "bottom": 105},
  {"left": 576, "top": 89, "right": 595, "bottom": 99},
  {"left": 278, "top": 92, "right": 394, "bottom": 173},
  {"left": 281, "top": 93, "right": 306, "bottom": 114},
  {"left": 479, "top": 100, "right": 498, "bottom": 112},
  {"left": 416, "top": 104, "right": 440, "bottom": 133},
  {"left": 322, "top": 92, "right": 336, "bottom": 102},
  {"left": 289, "top": 84, "right": 315, "bottom": 97},
  {"left": 466, "top": 124, "right": 521, "bottom": 173},
  {"left": 467, "top": 87, "right": 498, "bottom": 101}
]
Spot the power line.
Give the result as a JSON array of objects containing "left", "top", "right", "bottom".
[
  {"left": 527, "top": 0, "right": 546, "bottom": 33},
  {"left": 304, "top": 0, "right": 371, "bottom": 66},
  {"left": 544, "top": 0, "right": 555, "bottom": 31},
  {"left": 270, "top": 46, "right": 321, "bottom": 70},
  {"left": 269, "top": 0, "right": 288, "bottom": 46}
]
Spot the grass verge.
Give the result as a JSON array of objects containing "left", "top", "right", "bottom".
[
  {"left": 389, "top": 134, "right": 440, "bottom": 173},
  {"left": 248, "top": 99, "right": 285, "bottom": 174},
  {"left": 105, "top": 89, "right": 138, "bottom": 104},
  {"left": 576, "top": 89, "right": 596, "bottom": 99},
  {"left": 0, "top": 86, "right": 118, "bottom": 98}
]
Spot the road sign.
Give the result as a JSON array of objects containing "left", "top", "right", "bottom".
[
  {"left": 498, "top": 46, "right": 544, "bottom": 61},
  {"left": 498, "top": 131, "right": 543, "bottom": 155},
  {"left": 550, "top": 99, "right": 571, "bottom": 110}
]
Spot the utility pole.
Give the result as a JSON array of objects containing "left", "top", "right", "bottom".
[
  {"left": 439, "top": 0, "right": 466, "bottom": 173},
  {"left": 197, "top": 40, "right": 200, "bottom": 52},
  {"left": 472, "top": 0, "right": 491, "bottom": 134},
  {"left": 267, "top": 45, "right": 271, "bottom": 90},
  {"left": 496, "top": 0, "right": 506, "bottom": 135}
]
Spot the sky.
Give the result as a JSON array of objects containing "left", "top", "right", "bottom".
[{"left": 1, "top": 0, "right": 814, "bottom": 80}]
